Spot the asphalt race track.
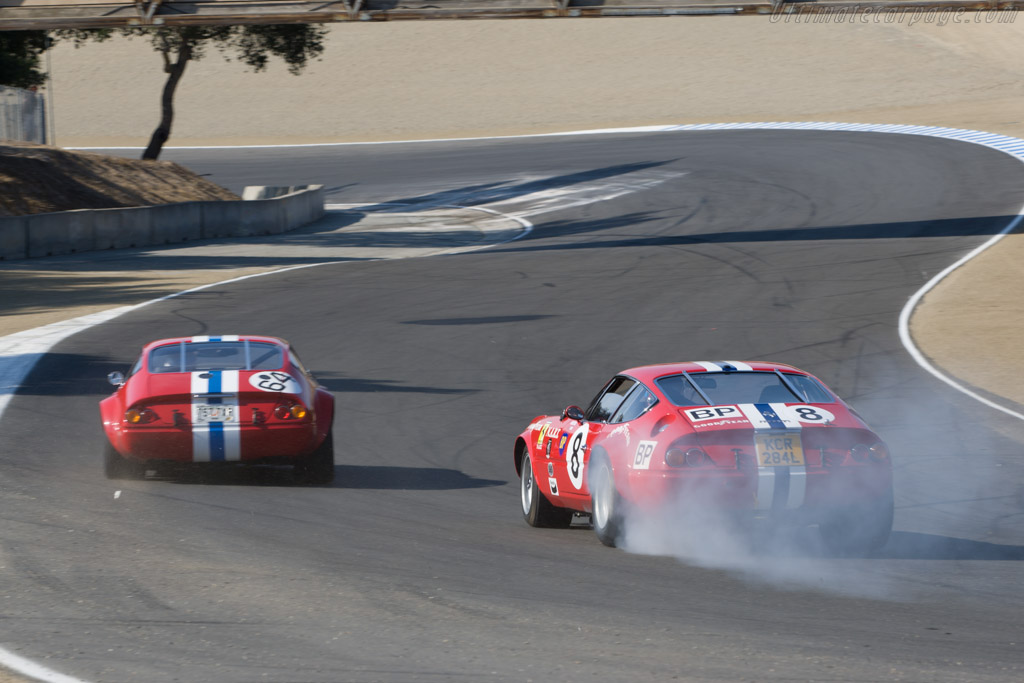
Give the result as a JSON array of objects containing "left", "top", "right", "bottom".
[{"left": 4, "top": 130, "right": 1024, "bottom": 682}]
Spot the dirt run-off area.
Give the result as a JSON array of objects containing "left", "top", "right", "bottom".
[{"left": 0, "top": 143, "right": 237, "bottom": 216}]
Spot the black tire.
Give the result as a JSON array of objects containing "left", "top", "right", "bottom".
[
  {"left": 520, "top": 450, "right": 573, "bottom": 528},
  {"left": 296, "top": 429, "right": 335, "bottom": 485},
  {"left": 589, "top": 454, "right": 624, "bottom": 547},
  {"left": 103, "top": 441, "right": 141, "bottom": 480},
  {"left": 819, "top": 491, "right": 893, "bottom": 557}
]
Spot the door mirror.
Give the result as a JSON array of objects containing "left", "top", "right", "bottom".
[
  {"left": 107, "top": 371, "right": 125, "bottom": 387},
  {"left": 562, "top": 405, "right": 585, "bottom": 422}
]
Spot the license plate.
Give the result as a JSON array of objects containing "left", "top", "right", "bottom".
[
  {"left": 195, "top": 404, "right": 236, "bottom": 423},
  {"left": 755, "top": 432, "right": 804, "bottom": 467}
]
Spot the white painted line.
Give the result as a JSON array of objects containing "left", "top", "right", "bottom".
[
  {"left": 897, "top": 214, "right": 1024, "bottom": 421},
  {"left": 0, "top": 646, "right": 90, "bottom": 683}
]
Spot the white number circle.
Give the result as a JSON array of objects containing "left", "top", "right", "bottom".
[
  {"left": 566, "top": 423, "right": 589, "bottom": 490},
  {"left": 788, "top": 405, "right": 835, "bottom": 423},
  {"left": 248, "top": 371, "right": 301, "bottom": 393}
]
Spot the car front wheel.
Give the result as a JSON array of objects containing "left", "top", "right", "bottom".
[{"left": 520, "top": 450, "right": 573, "bottom": 528}]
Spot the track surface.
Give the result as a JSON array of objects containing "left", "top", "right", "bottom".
[{"left": 4, "top": 131, "right": 1024, "bottom": 682}]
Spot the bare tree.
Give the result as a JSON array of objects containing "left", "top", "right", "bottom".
[{"left": 59, "top": 25, "right": 327, "bottom": 159}]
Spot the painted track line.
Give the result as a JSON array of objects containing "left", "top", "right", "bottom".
[{"left": 0, "top": 646, "right": 89, "bottom": 683}]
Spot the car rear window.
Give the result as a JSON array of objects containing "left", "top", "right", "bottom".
[
  {"left": 148, "top": 341, "right": 285, "bottom": 373},
  {"left": 655, "top": 371, "right": 834, "bottom": 407}
]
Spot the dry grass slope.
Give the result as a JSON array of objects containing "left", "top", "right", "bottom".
[{"left": 0, "top": 143, "right": 238, "bottom": 216}]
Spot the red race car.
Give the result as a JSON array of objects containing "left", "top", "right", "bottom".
[
  {"left": 514, "top": 361, "right": 893, "bottom": 555},
  {"left": 100, "top": 335, "right": 334, "bottom": 483}
]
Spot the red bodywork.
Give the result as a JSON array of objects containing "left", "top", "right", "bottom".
[
  {"left": 514, "top": 361, "right": 892, "bottom": 524},
  {"left": 100, "top": 335, "right": 334, "bottom": 466}
]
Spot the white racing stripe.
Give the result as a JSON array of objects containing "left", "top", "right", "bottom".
[
  {"left": 693, "top": 361, "right": 721, "bottom": 372},
  {"left": 723, "top": 360, "right": 753, "bottom": 371},
  {"left": 190, "top": 370, "right": 241, "bottom": 462},
  {"left": 740, "top": 403, "right": 806, "bottom": 511}
]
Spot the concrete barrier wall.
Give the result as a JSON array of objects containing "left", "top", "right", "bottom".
[{"left": 0, "top": 185, "right": 325, "bottom": 261}]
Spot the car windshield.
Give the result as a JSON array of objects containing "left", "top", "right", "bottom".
[
  {"left": 655, "top": 371, "right": 833, "bottom": 407},
  {"left": 148, "top": 341, "right": 285, "bottom": 373}
]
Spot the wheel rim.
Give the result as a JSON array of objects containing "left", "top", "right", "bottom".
[
  {"left": 592, "top": 462, "right": 612, "bottom": 530},
  {"left": 520, "top": 453, "right": 534, "bottom": 515}
]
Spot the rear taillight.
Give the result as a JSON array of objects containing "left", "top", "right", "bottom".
[
  {"left": 850, "top": 444, "right": 870, "bottom": 462},
  {"left": 273, "top": 402, "right": 308, "bottom": 420},
  {"left": 666, "top": 447, "right": 709, "bottom": 468},
  {"left": 125, "top": 407, "right": 157, "bottom": 424},
  {"left": 868, "top": 442, "right": 890, "bottom": 462}
]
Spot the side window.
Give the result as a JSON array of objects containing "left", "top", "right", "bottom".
[
  {"left": 585, "top": 376, "right": 637, "bottom": 422},
  {"left": 610, "top": 385, "right": 658, "bottom": 423},
  {"left": 128, "top": 356, "right": 144, "bottom": 378}
]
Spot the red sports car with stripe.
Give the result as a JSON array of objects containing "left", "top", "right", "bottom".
[
  {"left": 514, "top": 361, "right": 893, "bottom": 555},
  {"left": 100, "top": 335, "right": 334, "bottom": 483}
]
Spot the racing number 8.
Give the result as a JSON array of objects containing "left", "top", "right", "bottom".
[
  {"left": 568, "top": 432, "right": 585, "bottom": 478},
  {"left": 794, "top": 406, "right": 824, "bottom": 421}
]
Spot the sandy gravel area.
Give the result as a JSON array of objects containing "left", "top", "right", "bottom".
[{"left": 29, "top": 16, "right": 1024, "bottom": 409}]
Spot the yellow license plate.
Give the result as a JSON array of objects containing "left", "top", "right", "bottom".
[{"left": 755, "top": 433, "right": 805, "bottom": 467}]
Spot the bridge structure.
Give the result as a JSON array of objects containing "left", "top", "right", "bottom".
[{"left": 0, "top": 0, "right": 1019, "bottom": 29}]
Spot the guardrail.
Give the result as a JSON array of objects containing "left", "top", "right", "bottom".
[
  {"left": 1, "top": 0, "right": 1019, "bottom": 29},
  {"left": 0, "top": 184, "right": 324, "bottom": 261}
]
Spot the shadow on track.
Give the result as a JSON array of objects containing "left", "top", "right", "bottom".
[
  {"left": 878, "top": 531, "right": 1024, "bottom": 560},
  {"left": 147, "top": 464, "right": 505, "bottom": 490},
  {"left": 490, "top": 214, "right": 1019, "bottom": 253},
  {"left": 13, "top": 353, "right": 127, "bottom": 397},
  {"left": 316, "top": 376, "right": 476, "bottom": 395}
]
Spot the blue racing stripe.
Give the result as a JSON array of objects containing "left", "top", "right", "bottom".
[
  {"left": 208, "top": 371, "right": 222, "bottom": 404},
  {"left": 208, "top": 370, "right": 225, "bottom": 461},
  {"left": 754, "top": 403, "right": 787, "bottom": 430},
  {"left": 209, "top": 422, "right": 225, "bottom": 462}
]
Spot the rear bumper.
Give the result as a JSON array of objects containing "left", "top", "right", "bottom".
[
  {"left": 622, "top": 464, "right": 892, "bottom": 519},
  {"left": 113, "top": 423, "right": 319, "bottom": 463}
]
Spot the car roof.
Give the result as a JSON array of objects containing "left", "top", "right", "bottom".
[
  {"left": 620, "top": 361, "right": 809, "bottom": 384},
  {"left": 141, "top": 335, "right": 289, "bottom": 353}
]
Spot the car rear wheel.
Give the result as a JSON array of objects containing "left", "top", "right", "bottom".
[
  {"left": 520, "top": 450, "right": 573, "bottom": 528},
  {"left": 819, "top": 491, "right": 893, "bottom": 557},
  {"left": 296, "top": 429, "right": 335, "bottom": 485},
  {"left": 589, "top": 454, "right": 623, "bottom": 547},
  {"left": 103, "top": 441, "right": 142, "bottom": 480}
]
